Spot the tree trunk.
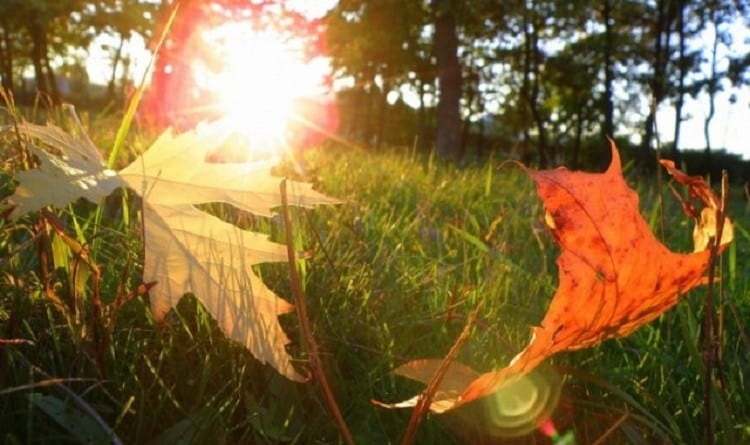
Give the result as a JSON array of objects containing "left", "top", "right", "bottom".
[
  {"left": 530, "top": 13, "right": 549, "bottom": 167},
  {"left": 418, "top": 77, "right": 427, "bottom": 151},
  {"left": 642, "top": 0, "right": 672, "bottom": 164},
  {"left": 461, "top": 65, "right": 478, "bottom": 156},
  {"left": 572, "top": 105, "right": 583, "bottom": 169},
  {"left": 28, "top": 19, "right": 49, "bottom": 97},
  {"left": 519, "top": 9, "right": 532, "bottom": 165},
  {"left": 704, "top": 14, "right": 720, "bottom": 170},
  {"left": 364, "top": 79, "right": 375, "bottom": 147},
  {"left": 0, "top": 21, "right": 14, "bottom": 94},
  {"left": 108, "top": 36, "right": 125, "bottom": 101},
  {"left": 523, "top": 4, "right": 548, "bottom": 168},
  {"left": 376, "top": 79, "right": 389, "bottom": 149},
  {"left": 42, "top": 31, "right": 59, "bottom": 103},
  {"left": 433, "top": 0, "right": 463, "bottom": 161},
  {"left": 672, "top": 0, "right": 686, "bottom": 161},
  {"left": 477, "top": 111, "right": 486, "bottom": 156},
  {"left": 353, "top": 84, "right": 365, "bottom": 143},
  {"left": 602, "top": 0, "right": 615, "bottom": 140}
]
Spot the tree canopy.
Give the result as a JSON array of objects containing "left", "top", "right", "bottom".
[
  {"left": 2, "top": 0, "right": 749, "bottom": 168},
  {"left": 324, "top": 0, "right": 750, "bottom": 166},
  {"left": 0, "top": 0, "right": 158, "bottom": 104}
]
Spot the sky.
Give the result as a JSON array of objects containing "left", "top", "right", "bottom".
[
  {"left": 654, "top": 19, "right": 750, "bottom": 159},
  {"left": 85, "top": 0, "right": 337, "bottom": 90},
  {"left": 656, "top": 88, "right": 749, "bottom": 158},
  {"left": 85, "top": 1, "right": 750, "bottom": 160}
]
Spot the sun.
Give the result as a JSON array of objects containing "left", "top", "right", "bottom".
[{"left": 192, "top": 21, "right": 330, "bottom": 158}]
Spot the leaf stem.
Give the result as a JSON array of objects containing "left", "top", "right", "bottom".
[
  {"left": 400, "top": 300, "right": 483, "bottom": 445},
  {"left": 702, "top": 169, "right": 729, "bottom": 444},
  {"left": 279, "top": 180, "right": 355, "bottom": 445}
]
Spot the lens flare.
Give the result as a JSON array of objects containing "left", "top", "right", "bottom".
[
  {"left": 539, "top": 417, "right": 577, "bottom": 444},
  {"left": 472, "top": 366, "right": 564, "bottom": 438},
  {"left": 192, "top": 21, "right": 332, "bottom": 159}
]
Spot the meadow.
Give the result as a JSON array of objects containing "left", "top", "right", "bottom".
[{"left": 1, "top": 113, "right": 749, "bottom": 444}]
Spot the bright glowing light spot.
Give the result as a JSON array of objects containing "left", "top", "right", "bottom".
[
  {"left": 476, "top": 366, "right": 563, "bottom": 438},
  {"left": 539, "top": 418, "right": 558, "bottom": 437},
  {"left": 193, "top": 22, "right": 329, "bottom": 158},
  {"left": 492, "top": 377, "right": 540, "bottom": 418},
  {"left": 287, "top": 0, "right": 337, "bottom": 18},
  {"left": 538, "top": 417, "right": 577, "bottom": 445}
]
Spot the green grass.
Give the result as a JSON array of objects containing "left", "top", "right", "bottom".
[{"left": 1, "top": 119, "right": 749, "bottom": 444}]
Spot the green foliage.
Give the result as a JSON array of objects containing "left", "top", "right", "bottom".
[
  {"left": 325, "top": 0, "right": 750, "bottom": 168},
  {"left": 0, "top": 0, "right": 160, "bottom": 105}
]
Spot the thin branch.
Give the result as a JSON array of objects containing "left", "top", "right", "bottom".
[
  {"left": 0, "top": 338, "right": 34, "bottom": 346},
  {"left": 400, "top": 300, "right": 483, "bottom": 445},
  {"left": 280, "top": 180, "right": 355, "bottom": 445},
  {"left": 0, "top": 377, "right": 98, "bottom": 396},
  {"left": 591, "top": 412, "right": 629, "bottom": 445},
  {"left": 702, "top": 169, "right": 729, "bottom": 444}
]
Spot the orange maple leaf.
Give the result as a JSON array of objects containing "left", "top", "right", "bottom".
[{"left": 380, "top": 141, "right": 733, "bottom": 413}]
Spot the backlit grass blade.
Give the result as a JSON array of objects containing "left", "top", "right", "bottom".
[{"left": 106, "top": 5, "right": 179, "bottom": 170}]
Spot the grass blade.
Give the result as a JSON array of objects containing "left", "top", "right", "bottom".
[{"left": 106, "top": 5, "right": 179, "bottom": 169}]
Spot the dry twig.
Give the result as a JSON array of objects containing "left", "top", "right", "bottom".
[
  {"left": 400, "top": 300, "right": 483, "bottom": 445},
  {"left": 280, "top": 180, "right": 355, "bottom": 445}
]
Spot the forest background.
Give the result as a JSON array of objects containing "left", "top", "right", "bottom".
[{"left": 1, "top": 0, "right": 750, "bottom": 176}]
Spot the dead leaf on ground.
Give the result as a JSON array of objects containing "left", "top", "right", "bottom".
[{"left": 380, "top": 141, "right": 733, "bottom": 413}]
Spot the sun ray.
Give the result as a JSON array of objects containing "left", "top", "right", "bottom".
[{"left": 191, "top": 21, "right": 331, "bottom": 160}]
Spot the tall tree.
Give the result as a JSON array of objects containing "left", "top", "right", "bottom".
[
  {"left": 671, "top": 0, "right": 688, "bottom": 161},
  {"left": 545, "top": 38, "right": 599, "bottom": 168},
  {"left": 523, "top": 0, "right": 553, "bottom": 166},
  {"left": 0, "top": 2, "right": 19, "bottom": 94},
  {"left": 0, "top": 0, "right": 97, "bottom": 102},
  {"left": 601, "top": 0, "right": 614, "bottom": 140},
  {"left": 696, "top": 0, "right": 738, "bottom": 166},
  {"left": 325, "top": 0, "right": 425, "bottom": 147},
  {"left": 27, "top": 11, "right": 51, "bottom": 99},
  {"left": 24, "top": 0, "right": 92, "bottom": 103},
  {"left": 88, "top": 0, "right": 160, "bottom": 100},
  {"left": 432, "top": 0, "right": 462, "bottom": 160},
  {"left": 322, "top": 0, "right": 750, "bottom": 168},
  {"left": 640, "top": 0, "right": 674, "bottom": 161}
]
